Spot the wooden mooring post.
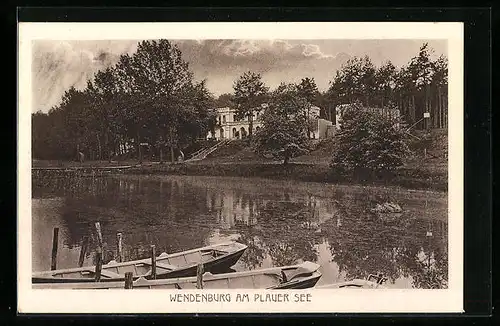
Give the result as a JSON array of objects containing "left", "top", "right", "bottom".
[
  {"left": 196, "top": 263, "right": 204, "bottom": 289},
  {"left": 50, "top": 228, "right": 59, "bottom": 271},
  {"left": 150, "top": 245, "right": 157, "bottom": 280},
  {"left": 78, "top": 236, "right": 89, "bottom": 267},
  {"left": 124, "top": 272, "right": 134, "bottom": 289},
  {"left": 95, "top": 251, "right": 103, "bottom": 282},
  {"left": 116, "top": 233, "right": 123, "bottom": 263},
  {"left": 94, "top": 222, "right": 104, "bottom": 282}
]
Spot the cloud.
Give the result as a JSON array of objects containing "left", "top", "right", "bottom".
[
  {"left": 176, "top": 39, "right": 339, "bottom": 72},
  {"left": 31, "top": 40, "right": 137, "bottom": 112},
  {"left": 174, "top": 39, "right": 348, "bottom": 95},
  {"left": 32, "top": 39, "right": 344, "bottom": 111}
]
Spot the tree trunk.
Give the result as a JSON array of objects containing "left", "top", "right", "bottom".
[
  {"left": 307, "top": 106, "right": 311, "bottom": 139},
  {"left": 105, "top": 132, "right": 112, "bottom": 163},
  {"left": 283, "top": 154, "right": 289, "bottom": 166},
  {"left": 411, "top": 95, "right": 416, "bottom": 127},
  {"left": 169, "top": 127, "right": 175, "bottom": 163},
  {"left": 425, "top": 84, "right": 430, "bottom": 130},
  {"left": 96, "top": 134, "right": 102, "bottom": 160},
  {"left": 137, "top": 131, "right": 142, "bottom": 164},
  {"left": 248, "top": 111, "right": 253, "bottom": 138},
  {"left": 438, "top": 87, "right": 442, "bottom": 129}
]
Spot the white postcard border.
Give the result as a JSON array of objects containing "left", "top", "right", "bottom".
[{"left": 18, "top": 22, "right": 464, "bottom": 314}]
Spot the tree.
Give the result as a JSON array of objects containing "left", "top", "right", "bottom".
[
  {"left": 232, "top": 71, "right": 269, "bottom": 138},
  {"left": 431, "top": 55, "right": 448, "bottom": 128},
  {"left": 214, "top": 93, "right": 234, "bottom": 108},
  {"left": 297, "top": 77, "right": 319, "bottom": 138},
  {"left": 31, "top": 39, "right": 216, "bottom": 163},
  {"left": 328, "top": 56, "right": 376, "bottom": 107},
  {"left": 326, "top": 44, "right": 448, "bottom": 131},
  {"left": 330, "top": 103, "right": 410, "bottom": 173},
  {"left": 119, "top": 40, "right": 194, "bottom": 162},
  {"left": 87, "top": 67, "right": 123, "bottom": 162},
  {"left": 407, "top": 43, "right": 434, "bottom": 130},
  {"left": 254, "top": 83, "right": 310, "bottom": 165},
  {"left": 375, "top": 61, "right": 397, "bottom": 109}
]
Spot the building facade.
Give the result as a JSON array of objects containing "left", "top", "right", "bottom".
[{"left": 207, "top": 105, "right": 332, "bottom": 140}]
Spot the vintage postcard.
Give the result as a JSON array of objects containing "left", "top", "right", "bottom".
[{"left": 18, "top": 22, "right": 464, "bottom": 313}]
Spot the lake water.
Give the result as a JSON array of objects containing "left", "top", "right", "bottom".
[{"left": 32, "top": 174, "right": 448, "bottom": 289}]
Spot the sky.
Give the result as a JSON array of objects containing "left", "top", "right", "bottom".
[{"left": 31, "top": 39, "right": 447, "bottom": 113}]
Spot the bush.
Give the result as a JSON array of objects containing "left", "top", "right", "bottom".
[{"left": 330, "top": 104, "right": 411, "bottom": 173}]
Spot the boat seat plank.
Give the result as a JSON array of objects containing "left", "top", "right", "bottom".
[
  {"left": 99, "top": 270, "right": 123, "bottom": 279},
  {"left": 155, "top": 262, "right": 178, "bottom": 271},
  {"left": 138, "top": 261, "right": 178, "bottom": 271}
]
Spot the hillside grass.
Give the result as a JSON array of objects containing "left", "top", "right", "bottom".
[{"left": 33, "top": 129, "right": 448, "bottom": 192}]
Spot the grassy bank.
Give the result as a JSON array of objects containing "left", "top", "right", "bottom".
[
  {"left": 33, "top": 129, "right": 448, "bottom": 192},
  {"left": 122, "top": 161, "right": 447, "bottom": 192}
]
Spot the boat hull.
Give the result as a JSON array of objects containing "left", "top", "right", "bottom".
[
  {"left": 32, "top": 242, "right": 247, "bottom": 283},
  {"left": 270, "top": 273, "right": 322, "bottom": 289},
  {"left": 33, "top": 262, "right": 322, "bottom": 290}
]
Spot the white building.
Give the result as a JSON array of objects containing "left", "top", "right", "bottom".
[{"left": 207, "top": 105, "right": 333, "bottom": 140}]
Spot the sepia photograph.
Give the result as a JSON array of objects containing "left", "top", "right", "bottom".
[{"left": 18, "top": 22, "right": 464, "bottom": 313}]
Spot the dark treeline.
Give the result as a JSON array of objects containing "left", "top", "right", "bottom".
[
  {"left": 323, "top": 43, "right": 448, "bottom": 130},
  {"left": 32, "top": 40, "right": 217, "bottom": 161},
  {"left": 32, "top": 41, "right": 447, "bottom": 161}
]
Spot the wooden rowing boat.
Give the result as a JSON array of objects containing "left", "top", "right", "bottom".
[
  {"left": 33, "top": 261, "right": 322, "bottom": 289},
  {"left": 32, "top": 242, "right": 248, "bottom": 283}
]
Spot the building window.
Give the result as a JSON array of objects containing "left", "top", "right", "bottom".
[
  {"left": 218, "top": 116, "right": 222, "bottom": 125},
  {"left": 223, "top": 115, "right": 226, "bottom": 123}
]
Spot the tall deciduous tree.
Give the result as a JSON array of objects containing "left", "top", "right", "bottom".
[
  {"left": 31, "top": 39, "right": 216, "bottom": 163},
  {"left": 232, "top": 71, "right": 269, "bottom": 138},
  {"left": 254, "top": 83, "right": 310, "bottom": 165},
  {"left": 214, "top": 93, "right": 235, "bottom": 108},
  {"left": 330, "top": 103, "right": 410, "bottom": 173}
]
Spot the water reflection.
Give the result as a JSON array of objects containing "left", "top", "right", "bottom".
[{"left": 32, "top": 174, "right": 448, "bottom": 288}]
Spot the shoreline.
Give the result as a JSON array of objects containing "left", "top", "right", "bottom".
[
  {"left": 32, "top": 159, "right": 447, "bottom": 192},
  {"left": 122, "top": 161, "right": 447, "bottom": 192}
]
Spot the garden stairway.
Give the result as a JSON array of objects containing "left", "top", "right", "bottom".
[{"left": 185, "top": 139, "right": 231, "bottom": 162}]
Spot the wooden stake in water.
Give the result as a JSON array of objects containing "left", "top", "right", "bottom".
[
  {"left": 50, "top": 228, "right": 59, "bottom": 271},
  {"left": 150, "top": 245, "right": 157, "bottom": 280},
  {"left": 95, "top": 222, "right": 104, "bottom": 250},
  {"left": 78, "top": 236, "right": 89, "bottom": 267},
  {"left": 124, "top": 272, "right": 134, "bottom": 289},
  {"left": 196, "top": 263, "right": 204, "bottom": 289},
  {"left": 116, "top": 233, "right": 123, "bottom": 263},
  {"left": 95, "top": 251, "right": 103, "bottom": 282},
  {"left": 94, "top": 222, "right": 104, "bottom": 282}
]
